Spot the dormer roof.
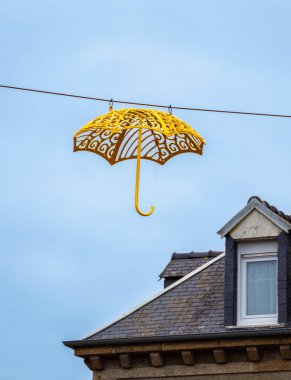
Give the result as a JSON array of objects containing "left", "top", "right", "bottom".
[{"left": 217, "top": 196, "right": 291, "bottom": 238}]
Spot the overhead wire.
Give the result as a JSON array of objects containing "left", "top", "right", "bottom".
[{"left": 1, "top": 84, "right": 291, "bottom": 119}]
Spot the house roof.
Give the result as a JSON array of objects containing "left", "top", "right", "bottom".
[
  {"left": 82, "top": 253, "right": 226, "bottom": 342},
  {"left": 217, "top": 196, "right": 291, "bottom": 237},
  {"left": 159, "top": 251, "right": 223, "bottom": 279},
  {"left": 63, "top": 196, "right": 291, "bottom": 350},
  {"left": 64, "top": 251, "right": 291, "bottom": 349}
]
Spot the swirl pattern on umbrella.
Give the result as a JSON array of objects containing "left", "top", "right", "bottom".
[
  {"left": 74, "top": 108, "right": 206, "bottom": 216},
  {"left": 74, "top": 108, "right": 205, "bottom": 165}
]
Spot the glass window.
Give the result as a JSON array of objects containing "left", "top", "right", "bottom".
[
  {"left": 237, "top": 241, "right": 278, "bottom": 326},
  {"left": 246, "top": 260, "right": 277, "bottom": 315}
]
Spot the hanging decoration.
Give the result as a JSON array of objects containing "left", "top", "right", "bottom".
[{"left": 73, "top": 104, "right": 205, "bottom": 216}]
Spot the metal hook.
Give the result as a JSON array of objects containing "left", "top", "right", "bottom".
[
  {"left": 109, "top": 98, "right": 114, "bottom": 111},
  {"left": 135, "top": 128, "right": 154, "bottom": 217},
  {"left": 168, "top": 105, "right": 173, "bottom": 115}
]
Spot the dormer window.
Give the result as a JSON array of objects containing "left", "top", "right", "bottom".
[
  {"left": 218, "top": 196, "right": 291, "bottom": 328},
  {"left": 237, "top": 240, "right": 278, "bottom": 326}
]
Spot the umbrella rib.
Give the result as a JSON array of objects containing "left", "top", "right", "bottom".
[
  {"left": 122, "top": 130, "right": 140, "bottom": 159},
  {"left": 128, "top": 130, "right": 153, "bottom": 158},
  {"left": 110, "top": 129, "right": 127, "bottom": 163},
  {"left": 151, "top": 129, "right": 163, "bottom": 164},
  {"left": 187, "top": 133, "right": 202, "bottom": 150},
  {"left": 137, "top": 132, "right": 154, "bottom": 153},
  {"left": 144, "top": 144, "right": 160, "bottom": 158}
]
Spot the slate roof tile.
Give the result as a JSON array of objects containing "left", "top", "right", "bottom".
[
  {"left": 74, "top": 248, "right": 291, "bottom": 345},
  {"left": 87, "top": 256, "right": 225, "bottom": 341},
  {"left": 159, "top": 251, "right": 223, "bottom": 279}
]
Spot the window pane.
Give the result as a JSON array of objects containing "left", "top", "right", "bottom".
[{"left": 246, "top": 260, "right": 277, "bottom": 315}]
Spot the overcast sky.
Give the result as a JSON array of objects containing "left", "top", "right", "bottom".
[{"left": 1, "top": 1, "right": 291, "bottom": 379}]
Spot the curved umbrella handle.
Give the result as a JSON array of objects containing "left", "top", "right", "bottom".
[{"left": 135, "top": 128, "right": 154, "bottom": 217}]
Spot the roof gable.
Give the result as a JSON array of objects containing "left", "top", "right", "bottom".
[
  {"left": 217, "top": 196, "right": 291, "bottom": 238},
  {"left": 230, "top": 209, "right": 282, "bottom": 239}
]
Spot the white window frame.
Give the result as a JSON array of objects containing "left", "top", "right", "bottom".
[{"left": 237, "top": 240, "right": 278, "bottom": 326}]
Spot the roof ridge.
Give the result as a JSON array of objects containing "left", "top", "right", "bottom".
[
  {"left": 171, "top": 250, "right": 223, "bottom": 259},
  {"left": 83, "top": 252, "right": 225, "bottom": 340},
  {"left": 248, "top": 195, "right": 291, "bottom": 223}
]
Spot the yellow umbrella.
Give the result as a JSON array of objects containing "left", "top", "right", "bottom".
[{"left": 73, "top": 107, "right": 205, "bottom": 216}]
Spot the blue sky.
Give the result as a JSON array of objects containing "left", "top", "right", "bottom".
[{"left": 1, "top": 1, "right": 291, "bottom": 379}]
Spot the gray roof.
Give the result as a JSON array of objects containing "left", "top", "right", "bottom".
[
  {"left": 64, "top": 196, "right": 291, "bottom": 349},
  {"left": 86, "top": 255, "right": 226, "bottom": 341},
  {"left": 65, "top": 252, "right": 291, "bottom": 348},
  {"left": 159, "top": 251, "right": 223, "bottom": 279}
]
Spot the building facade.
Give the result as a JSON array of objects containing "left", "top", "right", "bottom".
[{"left": 65, "top": 196, "right": 291, "bottom": 379}]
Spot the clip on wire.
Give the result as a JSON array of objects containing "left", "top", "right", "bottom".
[{"left": 109, "top": 98, "right": 114, "bottom": 111}]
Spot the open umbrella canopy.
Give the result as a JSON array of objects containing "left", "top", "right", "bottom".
[
  {"left": 74, "top": 108, "right": 205, "bottom": 165},
  {"left": 74, "top": 108, "right": 205, "bottom": 216}
]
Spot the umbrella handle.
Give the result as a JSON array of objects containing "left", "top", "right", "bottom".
[{"left": 135, "top": 128, "right": 155, "bottom": 217}]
